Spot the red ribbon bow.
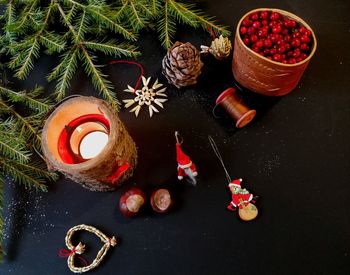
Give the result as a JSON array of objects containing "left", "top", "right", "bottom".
[{"left": 58, "top": 248, "right": 88, "bottom": 267}]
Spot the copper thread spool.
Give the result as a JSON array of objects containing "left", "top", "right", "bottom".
[{"left": 216, "top": 88, "right": 256, "bottom": 128}]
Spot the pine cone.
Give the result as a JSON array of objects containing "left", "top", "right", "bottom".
[
  {"left": 201, "top": 35, "right": 232, "bottom": 60},
  {"left": 162, "top": 41, "right": 203, "bottom": 88}
]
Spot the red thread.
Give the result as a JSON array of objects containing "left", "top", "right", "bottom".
[
  {"left": 109, "top": 60, "right": 144, "bottom": 93},
  {"left": 58, "top": 248, "right": 88, "bottom": 267},
  {"left": 208, "top": 27, "right": 216, "bottom": 41}
]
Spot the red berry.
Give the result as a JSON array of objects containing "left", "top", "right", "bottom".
[
  {"left": 258, "top": 52, "right": 265, "bottom": 56},
  {"left": 272, "top": 25, "right": 282, "bottom": 34},
  {"left": 300, "top": 35, "right": 311, "bottom": 43},
  {"left": 247, "top": 26, "right": 256, "bottom": 35},
  {"left": 252, "top": 21, "right": 261, "bottom": 29},
  {"left": 304, "top": 30, "right": 312, "bottom": 37},
  {"left": 273, "top": 53, "right": 282, "bottom": 62},
  {"left": 250, "top": 34, "right": 258, "bottom": 43},
  {"left": 270, "top": 48, "right": 277, "bottom": 55},
  {"left": 289, "top": 20, "right": 297, "bottom": 28},
  {"left": 300, "top": 43, "right": 310, "bottom": 51},
  {"left": 292, "top": 31, "right": 302, "bottom": 38},
  {"left": 240, "top": 26, "right": 247, "bottom": 35},
  {"left": 270, "top": 33, "right": 278, "bottom": 43},
  {"left": 282, "top": 29, "right": 289, "bottom": 35},
  {"left": 261, "top": 26, "right": 269, "bottom": 32},
  {"left": 269, "top": 21, "right": 277, "bottom": 28},
  {"left": 296, "top": 57, "right": 303, "bottom": 63},
  {"left": 287, "top": 50, "right": 294, "bottom": 57},
  {"left": 284, "top": 35, "right": 291, "bottom": 42},
  {"left": 277, "top": 45, "right": 286, "bottom": 54},
  {"left": 291, "top": 38, "right": 301, "bottom": 48},
  {"left": 299, "top": 26, "right": 308, "bottom": 34},
  {"left": 264, "top": 38, "right": 272, "bottom": 48},
  {"left": 300, "top": 53, "right": 308, "bottom": 60},
  {"left": 258, "top": 29, "right": 268, "bottom": 38},
  {"left": 262, "top": 19, "right": 269, "bottom": 26},
  {"left": 288, "top": 58, "right": 297, "bottom": 64},
  {"left": 256, "top": 40, "right": 264, "bottom": 48},
  {"left": 281, "top": 54, "right": 286, "bottom": 60},
  {"left": 282, "top": 60, "right": 288, "bottom": 64},
  {"left": 293, "top": 48, "right": 301, "bottom": 58},
  {"left": 284, "top": 43, "right": 291, "bottom": 51},
  {"left": 242, "top": 37, "right": 250, "bottom": 46},
  {"left": 284, "top": 20, "right": 292, "bottom": 28},
  {"left": 263, "top": 48, "right": 270, "bottom": 55},
  {"left": 242, "top": 18, "right": 252, "bottom": 27},
  {"left": 270, "top": 12, "right": 281, "bottom": 21},
  {"left": 250, "top": 12, "right": 259, "bottom": 21},
  {"left": 260, "top": 11, "right": 269, "bottom": 19},
  {"left": 252, "top": 46, "right": 260, "bottom": 53},
  {"left": 284, "top": 19, "right": 297, "bottom": 29},
  {"left": 277, "top": 39, "right": 285, "bottom": 46}
]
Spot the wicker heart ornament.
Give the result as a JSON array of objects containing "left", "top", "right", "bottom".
[{"left": 60, "top": 224, "right": 117, "bottom": 273}]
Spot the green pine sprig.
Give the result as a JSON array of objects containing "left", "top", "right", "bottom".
[{"left": 0, "top": 78, "right": 58, "bottom": 262}]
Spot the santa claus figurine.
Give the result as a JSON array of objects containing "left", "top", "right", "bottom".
[
  {"left": 227, "top": 178, "right": 256, "bottom": 211},
  {"left": 175, "top": 131, "right": 198, "bottom": 185}
]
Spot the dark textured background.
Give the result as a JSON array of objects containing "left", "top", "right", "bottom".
[{"left": 1, "top": 0, "right": 350, "bottom": 274}]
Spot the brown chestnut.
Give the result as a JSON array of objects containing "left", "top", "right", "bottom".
[
  {"left": 150, "top": 189, "right": 172, "bottom": 213},
  {"left": 119, "top": 187, "right": 146, "bottom": 217}
]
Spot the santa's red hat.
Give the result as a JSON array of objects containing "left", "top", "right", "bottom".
[
  {"left": 176, "top": 143, "right": 192, "bottom": 168},
  {"left": 228, "top": 178, "right": 242, "bottom": 188}
]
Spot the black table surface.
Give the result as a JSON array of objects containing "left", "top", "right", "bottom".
[{"left": 1, "top": 0, "right": 350, "bottom": 274}]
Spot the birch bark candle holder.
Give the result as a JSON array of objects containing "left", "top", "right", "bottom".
[{"left": 41, "top": 96, "right": 137, "bottom": 191}]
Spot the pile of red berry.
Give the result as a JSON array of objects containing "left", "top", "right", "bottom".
[{"left": 239, "top": 10, "right": 313, "bottom": 64}]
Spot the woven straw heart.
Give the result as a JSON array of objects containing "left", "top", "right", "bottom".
[{"left": 63, "top": 224, "right": 117, "bottom": 273}]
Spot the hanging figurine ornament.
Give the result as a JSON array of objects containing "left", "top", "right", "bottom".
[
  {"left": 59, "top": 224, "right": 117, "bottom": 273},
  {"left": 208, "top": 136, "right": 258, "bottom": 221},
  {"left": 200, "top": 35, "right": 232, "bottom": 60},
  {"left": 123, "top": 76, "right": 168, "bottom": 117},
  {"left": 175, "top": 131, "right": 198, "bottom": 185},
  {"left": 162, "top": 41, "right": 204, "bottom": 88},
  {"left": 227, "top": 178, "right": 258, "bottom": 221}
]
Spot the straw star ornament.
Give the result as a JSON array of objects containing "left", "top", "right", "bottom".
[{"left": 123, "top": 76, "right": 168, "bottom": 117}]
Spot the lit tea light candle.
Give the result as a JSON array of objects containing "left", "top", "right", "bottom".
[
  {"left": 79, "top": 131, "right": 109, "bottom": 159},
  {"left": 41, "top": 96, "right": 137, "bottom": 191}
]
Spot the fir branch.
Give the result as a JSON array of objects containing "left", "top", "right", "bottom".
[
  {"left": 157, "top": 1, "right": 176, "bottom": 49},
  {"left": 76, "top": 9, "right": 88, "bottom": 40},
  {"left": 10, "top": 38, "right": 40, "bottom": 80},
  {"left": 48, "top": 48, "right": 79, "bottom": 101},
  {"left": 129, "top": 1, "right": 146, "bottom": 30},
  {"left": 83, "top": 40, "right": 140, "bottom": 57},
  {"left": 0, "top": 100, "right": 41, "bottom": 143},
  {"left": 40, "top": 31, "right": 66, "bottom": 54},
  {"left": 0, "top": 85, "right": 52, "bottom": 113},
  {"left": 115, "top": 1, "right": 128, "bottom": 18},
  {"left": 1, "top": 1, "right": 17, "bottom": 49},
  {"left": 88, "top": 8, "right": 137, "bottom": 40},
  {"left": 171, "top": 1, "right": 231, "bottom": 37},
  {"left": 0, "top": 121, "right": 31, "bottom": 163},
  {"left": 0, "top": 158, "right": 49, "bottom": 191},
  {"left": 79, "top": 47, "right": 118, "bottom": 108},
  {"left": 167, "top": 0, "right": 199, "bottom": 27},
  {"left": 11, "top": 0, "right": 39, "bottom": 33},
  {"left": 151, "top": 0, "right": 161, "bottom": 16}
]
